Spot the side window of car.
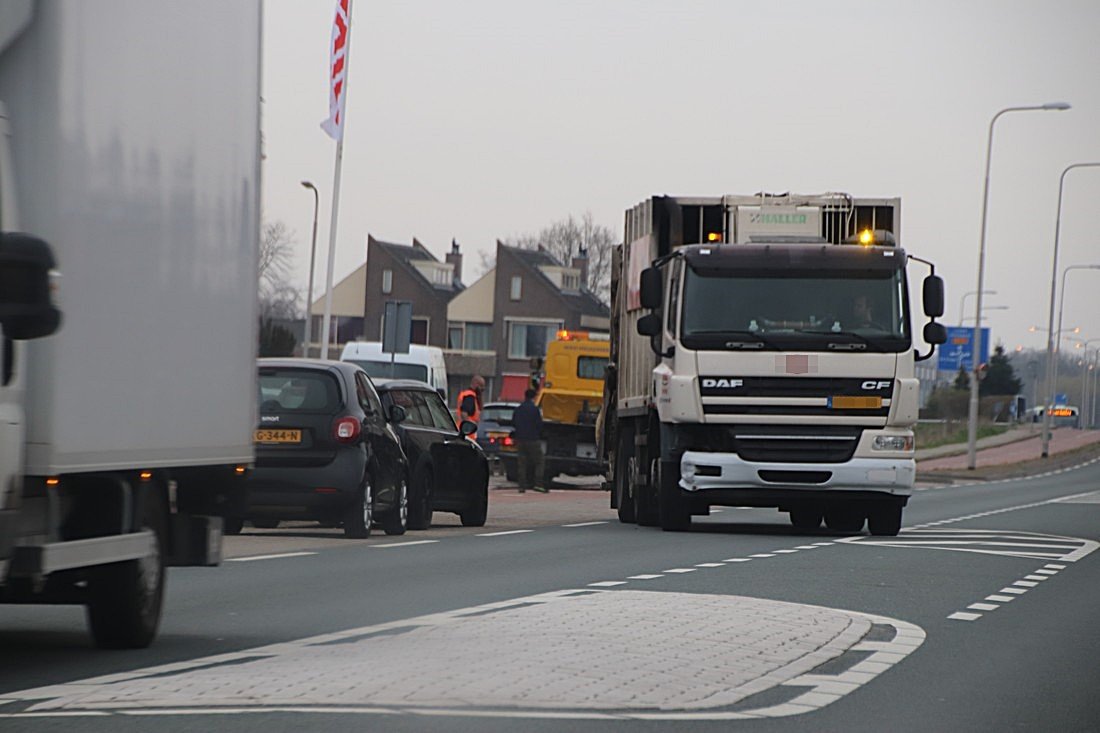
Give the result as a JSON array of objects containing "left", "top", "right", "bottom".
[
  {"left": 425, "top": 392, "right": 459, "bottom": 432},
  {"left": 355, "top": 372, "right": 384, "bottom": 417}
]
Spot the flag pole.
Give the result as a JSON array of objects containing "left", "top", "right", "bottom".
[{"left": 320, "top": 0, "right": 352, "bottom": 359}]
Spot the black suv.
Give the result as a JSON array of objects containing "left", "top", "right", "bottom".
[
  {"left": 373, "top": 380, "right": 489, "bottom": 529},
  {"left": 237, "top": 359, "right": 410, "bottom": 538}
]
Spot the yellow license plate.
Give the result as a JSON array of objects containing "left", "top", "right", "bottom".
[
  {"left": 830, "top": 396, "right": 882, "bottom": 410},
  {"left": 254, "top": 429, "right": 302, "bottom": 444}
]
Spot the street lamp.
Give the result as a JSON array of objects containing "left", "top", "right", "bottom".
[
  {"left": 1068, "top": 337, "right": 1100, "bottom": 430},
  {"left": 960, "top": 305, "right": 1009, "bottom": 323},
  {"left": 967, "top": 101, "right": 1071, "bottom": 470},
  {"left": 301, "top": 181, "right": 320, "bottom": 358},
  {"left": 959, "top": 290, "right": 996, "bottom": 324}
]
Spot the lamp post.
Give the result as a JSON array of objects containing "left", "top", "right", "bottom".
[
  {"left": 967, "top": 102, "right": 1071, "bottom": 470},
  {"left": 300, "top": 181, "right": 320, "bottom": 358},
  {"left": 960, "top": 305, "right": 1009, "bottom": 323},
  {"left": 1040, "top": 161, "right": 1100, "bottom": 455},
  {"left": 1070, "top": 338, "right": 1100, "bottom": 429},
  {"left": 959, "top": 290, "right": 996, "bottom": 324}
]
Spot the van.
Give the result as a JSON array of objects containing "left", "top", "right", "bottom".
[{"left": 340, "top": 341, "right": 449, "bottom": 400}]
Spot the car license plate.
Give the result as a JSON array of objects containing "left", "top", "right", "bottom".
[
  {"left": 254, "top": 429, "right": 302, "bottom": 444},
  {"left": 575, "top": 443, "right": 597, "bottom": 459},
  {"left": 829, "top": 396, "right": 882, "bottom": 410}
]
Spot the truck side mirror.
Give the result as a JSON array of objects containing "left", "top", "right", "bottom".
[
  {"left": 923, "top": 322, "right": 947, "bottom": 346},
  {"left": 639, "top": 267, "right": 662, "bottom": 310},
  {"left": 637, "top": 313, "right": 661, "bottom": 336},
  {"left": 0, "top": 233, "right": 62, "bottom": 340},
  {"left": 923, "top": 275, "right": 944, "bottom": 319}
]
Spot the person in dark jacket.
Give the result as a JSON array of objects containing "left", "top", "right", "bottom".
[{"left": 512, "top": 389, "right": 547, "bottom": 493}]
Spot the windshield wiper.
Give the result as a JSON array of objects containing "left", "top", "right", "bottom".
[
  {"left": 686, "top": 330, "right": 782, "bottom": 350},
  {"left": 797, "top": 329, "right": 891, "bottom": 352}
]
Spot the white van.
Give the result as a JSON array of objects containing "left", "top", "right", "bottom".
[{"left": 341, "top": 341, "right": 449, "bottom": 400}]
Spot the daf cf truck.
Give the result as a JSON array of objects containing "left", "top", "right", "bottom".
[
  {"left": 0, "top": 0, "right": 260, "bottom": 647},
  {"left": 601, "top": 193, "right": 946, "bottom": 535}
]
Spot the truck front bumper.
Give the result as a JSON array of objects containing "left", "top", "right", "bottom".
[{"left": 679, "top": 451, "right": 914, "bottom": 496}]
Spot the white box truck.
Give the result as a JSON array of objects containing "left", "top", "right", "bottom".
[
  {"left": 601, "top": 193, "right": 946, "bottom": 535},
  {"left": 0, "top": 0, "right": 261, "bottom": 647}
]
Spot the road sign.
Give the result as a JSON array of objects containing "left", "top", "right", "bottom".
[
  {"left": 937, "top": 326, "right": 989, "bottom": 373},
  {"left": 382, "top": 301, "right": 412, "bottom": 354}
]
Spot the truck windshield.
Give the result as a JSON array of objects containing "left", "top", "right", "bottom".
[
  {"left": 680, "top": 265, "right": 910, "bottom": 352},
  {"left": 346, "top": 359, "right": 429, "bottom": 383}
]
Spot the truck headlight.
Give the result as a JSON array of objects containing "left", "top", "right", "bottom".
[{"left": 873, "top": 435, "right": 914, "bottom": 451}]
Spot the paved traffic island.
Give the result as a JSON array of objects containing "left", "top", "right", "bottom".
[{"left": 917, "top": 428, "right": 1100, "bottom": 482}]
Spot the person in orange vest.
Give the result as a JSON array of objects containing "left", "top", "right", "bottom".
[{"left": 455, "top": 375, "right": 485, "bottom": 436}]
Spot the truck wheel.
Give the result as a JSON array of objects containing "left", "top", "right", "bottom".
[
  {"left": 633, "top": 456, "right": 659, "bottom": 527},
  {"left": 789, "top": 509, "right": 823, "bottom": 532},
  {"left": 825, "top": 506, "right": 865, "bottom": 534},
  {"left": 614, "top": 433, "right": 636, "bottom": 524},
  {"left": 343, "top": 473, "right": 373, "bottom": 539},
  {"left": 380, "top": 477, "right": 408, "bottom": 536},
  {"left": 86, "top": 478, "right": 166, "bottom": 649},
  {"left": 408, "top": 468, "right": 433, "bottom": 530},
  {"left": 868, "top": 504, "right": 903, "bottom": 536},
  {"left": 251, "top": 518, "right": 280, "bottom": 529},
  {"left": 658, "top": 460, "right": 691, "bottom": 532}
]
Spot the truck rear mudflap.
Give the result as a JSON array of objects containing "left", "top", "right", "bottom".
[{"left": 678, "top": 450, "right": 914, "bottom": 496}]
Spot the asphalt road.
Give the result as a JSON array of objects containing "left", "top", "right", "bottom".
[{"left": 2, "top": 457, "right": 1099, "bottom": 732}]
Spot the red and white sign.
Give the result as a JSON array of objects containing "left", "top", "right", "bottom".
[{"left": 320, "top": 0, "right": 350, "bottom": 141}]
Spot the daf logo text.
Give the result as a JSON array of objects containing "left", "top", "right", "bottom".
[{"left": 702, "top": 378, "right": 744, "bottom": 389}]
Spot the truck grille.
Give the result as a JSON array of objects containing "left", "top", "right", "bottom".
[
  {"left": 730, "top": 425, "right": 861, "bottom": 463},
  {"left": 699, "top": 376, "right": 892, "bottom": 418}
]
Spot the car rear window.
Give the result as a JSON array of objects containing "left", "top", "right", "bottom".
[
  {"left": 481, "top": 406, "right": 515, "bottom": 426},
  {"left": 258, "top": 369, "right": 342, "bottom": 412}
]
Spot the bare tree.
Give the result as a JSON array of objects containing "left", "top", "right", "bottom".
[
  {"left": 496, "top": 212, "right": 615, "bottom": 305},
  {"left": 258, "top": 220, "right": 301, "bottom": 319}
]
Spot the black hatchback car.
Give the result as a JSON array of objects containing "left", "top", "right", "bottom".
[
  {"left": 373, "top": 380, "right": 489, "bottom": 529},
  {"left": 235, "top": 359, "right": 410, "bottom": 538}
]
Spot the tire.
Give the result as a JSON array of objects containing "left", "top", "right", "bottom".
[
  {"left": 824, "top": 505, "right": 865, "bottom": 534},
  {"left": 868, "top": 504, "right": 903, "bottom": 536},
  {"left": 633, "top": 455, "right": 660, "bottom": 527},
  {"left": 789, "top": 509, "right": 823, "bottom": 532},
  {"left": 503, "top": 458, "right": 517, "bottom": 483},
  {"left": 85, "top": 478, "right": 166, "bottom": 649},
  {"left": 657, "top": 460, "right": 691, "bottom": 532},
  {"left": 407, "top": 468, "right": 433, "bottom": 530},
  {"left": 251, "top": 518, "right": 280, "bottom": 529},
  {"left": 223, "top": 517, "right": 244, "bottom": 535},
  {"left": 460, "top": 469, "right": 489, "bottom": 527},
  {"left": 614, "top": 432, "right": 636, "bottom": 524},
  {"left": 343, "top": 473, "right": 373, "bottom": 539},
  {"left": 381, "top": 476, "right": 409, "bottom": 536}
]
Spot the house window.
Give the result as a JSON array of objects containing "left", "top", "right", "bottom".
[
  {"left": 448, "top": 326, "right": 463, "bottom": 349},
  {"left": 382, "top": 269, "right": 393, "bottom": 294},
  {"left": 411, "top": 318, "right": 429, "bottom": 345},
  {"left": 465, "top": 323, "right": 491, "bottom": 351},
  {"left": 563, "top": 273, "right": 579, "bottom": 290},
  {"left": 510, "top": 276, "right": 522, "bottom": 300},
  {"left": 508, "top": 321, "right": 562, "bottom": 360}
]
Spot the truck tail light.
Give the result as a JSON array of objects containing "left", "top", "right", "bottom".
[{"left": 333, "top": 416, "right": 361, "bottom": 443}]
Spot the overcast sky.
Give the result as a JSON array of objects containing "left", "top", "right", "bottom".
[{"left": 262, "top": 0, "right": 1100, "bottom": 354}]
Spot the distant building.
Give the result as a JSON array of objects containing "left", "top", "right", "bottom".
[{"left": 305, "top": 263, "right": 366, "bottom": 357}]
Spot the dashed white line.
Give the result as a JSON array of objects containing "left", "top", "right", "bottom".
[
  {"left": 967, "top": 603, "right": 999, "bottom": 611},
  {"left": 1034, "top": 569, "right": 1058, "bottom": 575},
  {"left": 1013, "top": 580, "right": 1039, "bottom": 588},
  {"left": 795, "top": 545, "right": 819, "bottom": 550},
  {"left": 1045, "top": 563, "right": 1066, "bottom": 570},
  {"left": 563, "top": 521, "right": 608, "bottom": 528},
  {"left": 986, "top": 595, "right": 1014, "bottom": 603},
  {"left": 724, "top": 558, "right": 752, "bottom": 563},
  {"left": 477, "top": 530, "right": 535, "bottom": 537},
  {"left": 587, "top": 581, "right": 627, "bottom": 587},
  {"left": 773, "top": 549, "right": 799, "bottom": 554},
  {"left": 750, "top": 554, "right": 776, "bottom": 558},
  {"left": 371, "top": 540, "right": 439, "bottom": 549},
  {"left": 948, "top": 612, "right": 982, "bottom": 622},
  {"left": 1023, "top": 575, "right": 1048, "bottom": 581},
  {"left": 227, "top": 552, "right": 317, "bottom": 563},
  {"left": 999, "top": 587, "right": 1028, "bottom": 595},
  {"left": 628, "top": 574, "right": 664, "bottom": 580},
  {"left": 663, "top": 568, "right": 697, "bottom": 574},
  {"left": 695, "top": 563, "right": 725, "bottom": 568}
]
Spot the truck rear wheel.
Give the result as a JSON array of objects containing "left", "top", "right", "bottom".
[
  {"left": 789, "top": 509, "right": 823, "bottom": 532},
  {"left": 614, "top": 431, "right": 636, "bottom": 524},
  {"left": 824, "top": 505, "right": 865, "bottom": 534},
  {"left": 634, "top": 456, "right": 659, "bottom": 527},
  {"left": 85, "top": 477, "right": 166, "bottom": 649}
]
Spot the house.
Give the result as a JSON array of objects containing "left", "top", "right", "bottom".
[
  {"left": 446, "top": 241, "right": 610, "bottom": 402},
  {"left": 304, "top": 263, "right": 366, "bottom": 356},
  {"left": 363, "top": 235, "right": 464, "bottom": 349}
]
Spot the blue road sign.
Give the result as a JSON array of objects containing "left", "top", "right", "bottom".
[{"left": 938, "top": 326, "right": 990, "bottom": 373}]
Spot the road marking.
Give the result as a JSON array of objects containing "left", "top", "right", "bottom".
[
  {"left": 0, "top": 590, "right": 925, "bottom": 722},
  {"left": 628, "top": 574, "right": 663, "bottom": 580},
  {"left": 662, "top": 568, "right": 696, "bottom": 574},
  {"left": 773, "top": 549, "right": 799, "bottom": 554},
  {"left": 999, "top": 587, "right": 1027, "bottom": 595},
  {"left": 948, "top": 612, "right": 982, "bottom": 622},
  {"left": 587, "top": 581, "right": 627, "bottom": 587},
  {"left": 795, "top": 545, "right": 819, "bottom": 550},
  {"left": 477, "top": 530, "right": 535, "bottom": 537},
  {"left": 562, "top": 521, "right": 608, "bottom": 528},
  {"left": 839, "top": 528, "right": 1098, "bottom": 562},
  {"left": 967, "top": 603, "right": 998, "bottom": 611},
  {"left": 1034, "top": 569, "right": 1058, "bottom": 575},
  {"left": 371, "top": 540, "right": 440, "bottom": 549},
  {"left": 724, "top": 558, "right": 752, "bottom": 563},
  {"left": 1014, "top": 580, "right": 1038, "bottom": 588},
  {"left": 1023, "top": 574, "right": 1048, "bottom": 581},
  {"left": 750, "top": 554, "right": 776, "bottom": 558},
  {"left": 986, "top": 595, "right": 1014, "bottom": 603},
  {"left": 226, "top": 552, "right": 317, "bottom": 563},
  {"left": 695, "top": 563, "right": 725, "bottom": 568}
]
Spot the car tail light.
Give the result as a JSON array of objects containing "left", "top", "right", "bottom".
[
  {"left": 503, "top": 435, "right": 515, "bottom": 447},
  {"left": 332, "top": 416, "right": 361, "bottom": 443}
]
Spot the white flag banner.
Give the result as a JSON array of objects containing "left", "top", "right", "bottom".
[{"left": 320, "top": 0, "right": 350, "bottom": 141}]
